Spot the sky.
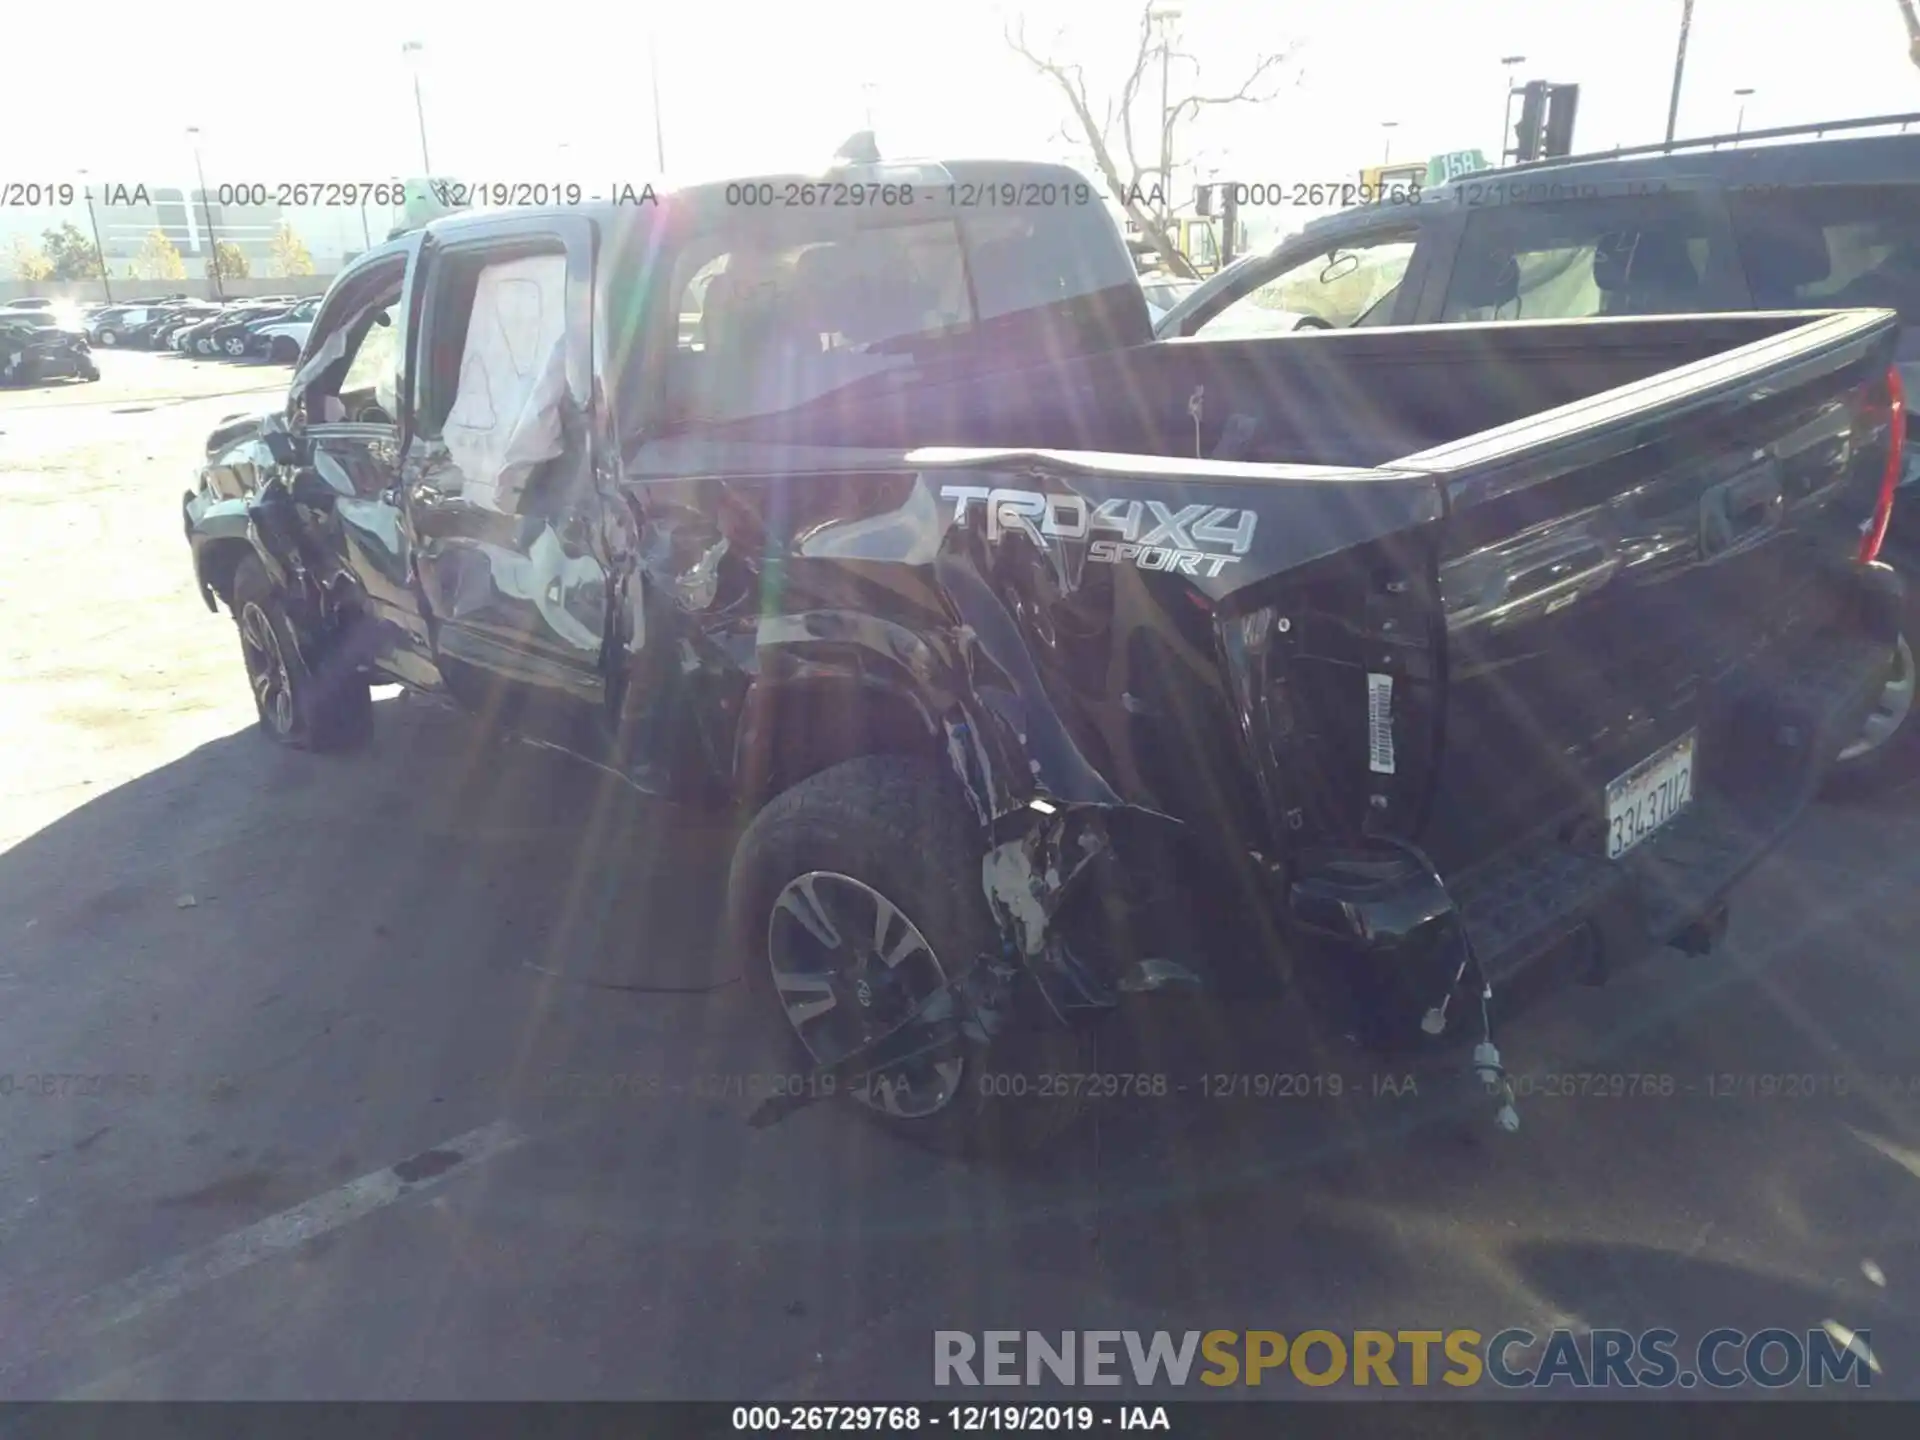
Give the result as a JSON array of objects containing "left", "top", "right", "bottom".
[{"left": 6, "top": 0, "right": 1920, "bottom": 256}]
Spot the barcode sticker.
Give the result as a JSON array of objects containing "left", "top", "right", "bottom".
[{"left": 1367, "top": 672, "right": 1395, "bottom": 775}]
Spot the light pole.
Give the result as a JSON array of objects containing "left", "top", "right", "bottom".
[
  {"left": 861, "top": 82, "right": 877, "bottom": 132},
  {"left": 77, "top": 167, "right": 112, "bottom": 302},
  {"left": 650, "top": 30, "right": 667, "bottom": 174},
  {"left": 402, "top": 41, "right": 432, "bottom": 173},
  {"left": 1499, "top": 54, "right": 1527, "bottom": 164},
  {"left": 1381, "top": 120, "right": 1399, "bottom": 165},
  {"left": 1733, "top": 87, "right": 1755, "bottom": 136},
  {"left": 185, "top": 127, "right": 223, "bottom": 301},
  {"left": 1664, "top": 0, "right": 1695, "bottom": 144}
]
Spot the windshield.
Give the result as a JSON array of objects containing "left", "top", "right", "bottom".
[{"left": 1196, "top": 231, "right": 1418, "bottom": 336}]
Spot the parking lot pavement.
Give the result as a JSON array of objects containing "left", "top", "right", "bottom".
[{"left": 3, "top": 350, "right": 1920, "bottom": 1399}]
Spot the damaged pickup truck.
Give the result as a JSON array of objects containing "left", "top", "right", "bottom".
[{"left": 182, "top": 154, "right": 1907, "bottom": 1155}]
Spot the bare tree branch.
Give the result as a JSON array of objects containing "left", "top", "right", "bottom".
[{"left": 1005, "top": 1, "right": 1296, "bottom": 279}]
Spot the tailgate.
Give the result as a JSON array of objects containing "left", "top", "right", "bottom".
[{"left": 1396, "top": 309, "right": 1902, "bottom": 883}]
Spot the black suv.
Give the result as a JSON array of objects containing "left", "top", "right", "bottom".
[{"left": 1161, "top": 112, "right": 1920, "bottom": 788}]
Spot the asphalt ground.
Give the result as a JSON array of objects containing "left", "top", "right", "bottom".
[{"left": 1, "top": 351, "right": 1918, "bottom": 1401}]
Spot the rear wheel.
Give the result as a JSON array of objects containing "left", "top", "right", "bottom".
[
  {"left": 730, "top": 756, "right": 1089, "bottom": 1157},
  {"left": 232, "top": 555, "right": 373, "bottom": 753}
]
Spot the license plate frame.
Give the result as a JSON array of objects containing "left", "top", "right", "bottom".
[{"left": 1605, "top": 731, "right": 1696, "bottom": 861}]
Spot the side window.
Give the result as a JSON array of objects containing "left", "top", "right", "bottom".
[
  {"left": 1439, "top": 197, "right": 1723, "bottom": 322},
  {"left": 1730, "top": 186, "right": 1920, "bottom": 323},
  {"left": 1198, "top": 231, "right": 1417, "bottom": 336},
  {"left": 422, "top": 245, "right": 571, "bottom": 515},
  {"left": 659, "top": 219, "right": 967, "bottom": 427},
  {"left": 299, "top": 258, "right": 407, "bottom": 424}
]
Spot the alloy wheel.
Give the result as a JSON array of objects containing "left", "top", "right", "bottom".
[
  {"left": 766, "top": 871, "right": 965, "bottom": 1119},
  {"left": 238, "top": 601, "right": 296, "bottom": 738}
]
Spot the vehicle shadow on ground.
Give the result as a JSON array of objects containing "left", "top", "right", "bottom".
[{"left": 4, "top": 700, "right": 1920, "bottom": 1398}]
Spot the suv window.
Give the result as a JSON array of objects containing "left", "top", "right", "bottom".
[
  {"left": 1440, "top": 196, "right": 1727, "bottom": 322},
  {"left": 1730, "top": 185, "right": 1920, "bottom": 323},
  {"left": 1199, "top": 229, "right": 1417, "bottom": 336}
]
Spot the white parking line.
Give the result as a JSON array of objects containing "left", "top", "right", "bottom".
[{"left": 67, "top": 1119, "right": 525, "bottom": 1335}]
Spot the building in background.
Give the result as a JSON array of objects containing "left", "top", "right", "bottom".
[{"left": 0, "top": 183, "right": 371, "bottom": 281}]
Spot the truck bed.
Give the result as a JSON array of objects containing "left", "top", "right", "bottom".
[{"left": 627, "top": 308, "right": 1903, "bottom": 1031}]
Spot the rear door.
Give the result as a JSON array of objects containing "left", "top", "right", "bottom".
[{"left": 397, "top": 214, "right": 610, "bottom": 750}]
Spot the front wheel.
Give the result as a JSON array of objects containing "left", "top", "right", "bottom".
[
  {"left": 729, "top": 756, "right": 1090, "bottom": 1157},
  {"left": 271, "top": 336, "right": 300, "bottom": 364},
  {"left": 231, "top": 555, "right": 373, "bottom": 753},
  {"left": 95, "top": 328, "right": 119, "bottom": 347}
]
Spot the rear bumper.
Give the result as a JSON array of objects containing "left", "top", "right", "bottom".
[{"left": 1281, "top": 565, "right": 1903, "bottom": 1048}]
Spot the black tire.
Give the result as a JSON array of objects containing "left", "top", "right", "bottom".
[
  {"left": 1824, "top": 629, "right": 1920, "bottom": 798},
  {"left": 95, "top": 328, "right": 118, "bottom": 347},
  {"left": 729, "top": 756, "right": 1090, "bottom": 1157},
  {"left": 271, "top": 336, "right": 299, "bottom": 364},
  {"left": 231, "top": 555, "right": 373, "bottom": 753}
]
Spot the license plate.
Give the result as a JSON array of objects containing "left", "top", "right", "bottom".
[{"left": 1605, "top": 731, "right": 1695, "bottom": 860}]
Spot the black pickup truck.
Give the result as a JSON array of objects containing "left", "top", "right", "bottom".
[{"left": 183, "top": 155, "right": 1906, "bottom": 1156}]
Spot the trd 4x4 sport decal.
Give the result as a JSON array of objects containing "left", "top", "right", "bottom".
[{"left": 940, "top": 486, "right": 1258, "bottom": 577}]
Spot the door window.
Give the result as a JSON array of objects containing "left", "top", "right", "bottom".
[
  {"left": 1730, "top": 185, "right": 1920, "bottom": 323},
  {"left": 429, "top": 248, "right": 571, "bottom": 515},
  {"left": 298, "top": 257, "right": 406, "bottom": 425},
  {"left": 1439, "top": 196, "right": 1727, "bottom": 321},
  {"left": 1197, "top": 230, "right": 1417, "bottom": 336}
]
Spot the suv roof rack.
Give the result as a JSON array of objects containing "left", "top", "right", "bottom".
[{"left": 1500, "top": 110, "right": 1920, "bottom": 176}]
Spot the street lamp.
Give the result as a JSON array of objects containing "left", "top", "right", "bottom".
[
  {"left": 1499, "top": 54, "right": 1527, "bottom": 165},
  {"left": 651, "top": 29, "right": 667, "bottom": 174},
  {"left": 185, "top": 126, "right": 223, "bottom": 301},
  {"left": 1381, "top": 120, "right": 1399, "bottom": 166},
  {"left": 861, "top": 81, "right": 877, "bottom": 133},
  {"left": 402, "top": 41, "right": 433, "bottom": 173},
  {"left": 76, "top": 167, "right": 112, "bottom": 303},
  {"left": 1664, "top": 0, "right": 1695, "bottom": 144},
  {"left": 1733, "top": 87, "right": 1756, "bottom": 136}
]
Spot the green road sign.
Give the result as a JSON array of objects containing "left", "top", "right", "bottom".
[{"left": 1427, "top": 150, "right": 1492, "bottom": 186}]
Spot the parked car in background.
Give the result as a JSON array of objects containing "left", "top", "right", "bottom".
[
  {"left": 0, "top": 315, "right": 99, "bottom": 384},
  {"left": 88, "top": 305, "right": 164, "bottom": 347},
  {"left": 153, "top": 304, "right": 223, "bottom": 348},
  {"left": 172, "top": 314, "right": 228, "bottom": 356},
  {"left": 121, "top": 304, "right": 201, "bottom": 348},
  {"left": 1158, "top": 111, "right": 1920, "bottom": 791},
  {"left": 207, "top": 305, "right": 300, "bottom": 359},
  {"left": 181, "top": 305, "right": 275, "bottom": 356},
  {"left": 244, "top": 298, "right": 321, "bottom": 362}
]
